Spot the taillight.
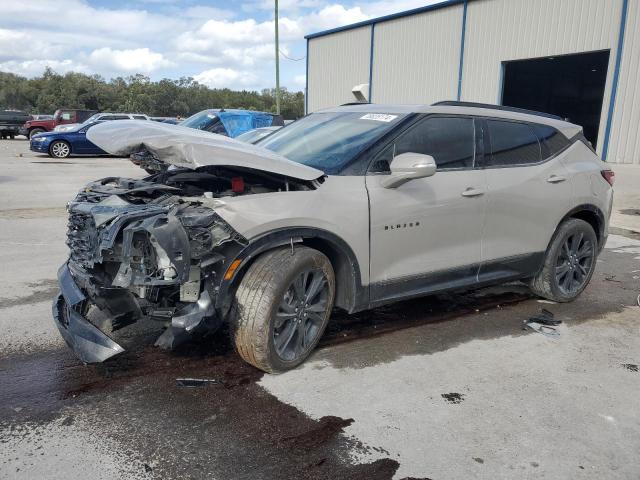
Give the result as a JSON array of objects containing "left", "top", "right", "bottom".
[
  {"left": 601, "top": 169, "right": 615, "bottom": 187},
  {"left": 231, "top": 176, "right": 244, "bottom": 193}
]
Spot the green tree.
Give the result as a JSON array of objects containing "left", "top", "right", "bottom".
[{"left": 0, "top": 68, "right": 305, "bottom": 119}]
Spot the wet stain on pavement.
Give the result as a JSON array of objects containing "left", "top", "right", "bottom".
[
  {"left": 0, "top": 279, "right": 59, "bottom": 309},
  {"left": 619, "top": 208, "right": 640, "bottom": 216},
  {"left": 0, "top": 330, "right": 402, "bottom": 479},
  {"left": 441, "top": 393, "right": 465, "bottom": 404},
  {"left": 0, "top": 207, "right": 67, "bottom": 219}
]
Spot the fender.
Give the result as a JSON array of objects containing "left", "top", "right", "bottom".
[
  {"left": 214, "top": 227, "right": 368, "bottom": 315},
  {"left": 560, "top": 204, "right": 605, "bottom": 242}
]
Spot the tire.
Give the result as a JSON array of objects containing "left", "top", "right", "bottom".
[
  {"left": 29, "top": 128, "right": 45, "bottom": 139},
  {"left": 229, "top": 246, "right": 335, "bottom": 373},
  {"left": 49, "top": 140, "right": 71, "bottom": 158},
  {"left": 529, "top": 218, "right": 598, "bottom": 302}
]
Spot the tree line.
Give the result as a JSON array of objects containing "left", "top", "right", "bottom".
[{"left": 0, "top": 68, "right": 305, "bottom": 119}]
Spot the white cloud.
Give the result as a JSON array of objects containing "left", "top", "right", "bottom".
[
  {"left": 0, "top": 59, "right": 89, "bottom": 77},
  {"left": 182, "top": 6, "right": 237, "bottom": 20},
  {"left": 361, "top": 0, "right": 442, "bottom": 18},
  {"left": 88, "top": 47, "right": 173, "bottom": 73},
  {"left": 302, "top": 4, "right": 368, "bottom": 32},
  {"left": 0, "top": 0, "right": 434, "bottom": 90},
  {"left": 0, "top": 0, "right": 179, "bottom": 40},
  {"left": 293, "top": 74, "right": 306, "bottom": 88},
  {"left": 194, "top": 67, "right": 259, "bottom": 90},
  {"left": 0, "top": 29, "right": 66, "bottom": 62}
]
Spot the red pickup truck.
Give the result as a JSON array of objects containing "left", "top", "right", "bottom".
[{"left": 21, "top": 109, "right": 97, "bottom": 138}]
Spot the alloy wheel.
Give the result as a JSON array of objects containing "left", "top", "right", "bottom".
[
  {"left": 273, "top": 269, "right": 330, "bottom": 362},
  {"left": 51, "top": 141, "right": 70, "bottom": 158},
  {"left": 554, "top": 231, "right": 594, "bottom": 295}
]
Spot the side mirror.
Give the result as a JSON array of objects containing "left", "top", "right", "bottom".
[{"left": 380, "top": 152, "right": 437, "bottom": 189}]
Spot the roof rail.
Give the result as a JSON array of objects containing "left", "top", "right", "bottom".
[
  {"left": 432, "top": 101, "right": 564, "bottom": 121},
  {"left": 340, "top": 102, "right": 370, "bottom": 106}
]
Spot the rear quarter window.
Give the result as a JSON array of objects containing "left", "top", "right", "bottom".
[
  {"left": 533, "top": 124, "right": 571, "bottom": 159},
  {"left": 486, "top": 120, "right": 541, "bottom": 167}
]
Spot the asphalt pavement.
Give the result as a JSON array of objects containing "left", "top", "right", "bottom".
[{"left": 0, "top": 139, "right": 638, "bottom": 480}]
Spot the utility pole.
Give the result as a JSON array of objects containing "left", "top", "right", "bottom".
[{"left": 274, "top": 0, "right": 281, "bottom": 115}]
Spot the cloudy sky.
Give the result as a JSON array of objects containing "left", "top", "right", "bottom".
[{"left": 1, "top": 0, "right": 439, "bottom": 92}]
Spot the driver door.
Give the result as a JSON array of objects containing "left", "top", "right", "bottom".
[{"left": 366, "top": 115, "right": 487, "bottom": 304}]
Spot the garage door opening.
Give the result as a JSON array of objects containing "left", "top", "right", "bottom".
[{"left": 501, "top": 50, "right": 610, "bottom": 147}]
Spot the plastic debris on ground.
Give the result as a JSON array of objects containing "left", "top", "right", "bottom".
[
  {"left": 524, "top": 308, "right": 562, "bottom": 338},
  {"left": 176, "top": 378, "right": 222, "bottom": 387}
]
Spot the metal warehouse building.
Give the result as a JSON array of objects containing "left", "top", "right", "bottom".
[{"left": 304, "top": 0, "right": 640, "bottom": 164}]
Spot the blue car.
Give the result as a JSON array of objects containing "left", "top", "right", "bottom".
[
  {"left": 30, "top": 121, "right": 107, "bottom": 158},
  {"left": 179, "top": 109, "right": 284, "bottom": 137}
]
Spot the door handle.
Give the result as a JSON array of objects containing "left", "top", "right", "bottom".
[
  {"left": 547, "top": 175, "right": 566, "bottom": 184},
  {"left": 461, "top": 187, "right": 485, "bottom": 197}
]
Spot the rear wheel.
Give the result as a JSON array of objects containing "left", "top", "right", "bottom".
[
  {"left": 529, "top": 218, "right": 597, "bottom": 302},
  {"left": 230, "top": 246, "right": 335, "bottom": 373},
  {"left": 50, "top": 140, "right": 71, "bottom": 158}
]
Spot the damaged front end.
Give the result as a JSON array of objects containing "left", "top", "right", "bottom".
[{"left": 53, "top": 174, "right": 251, "bottom": 363}]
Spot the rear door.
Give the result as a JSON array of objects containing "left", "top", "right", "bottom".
[
  {"left": 366, "top": 115, "right": 487, "bottom": 303},
  {"left": 478, "top": 119, "right": 573, "bottom": 278}
]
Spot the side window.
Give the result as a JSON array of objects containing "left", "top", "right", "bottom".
[
  {"left": 133, "top": 115, "right": 147, "bottom": 120},
  {"left": 110, "top": 115, "right": 130, "bottom": 120},
  {"left": 206, "top": 119, "right": 228, "bottom": 135},
  {"left": 369, "top": 116, "right": 475, "bottom": 173},
  {"left": 486, "top": 120, "right": 541, "bottom": 167},
  {"left": 61, "top": 112, "right": 72, "bottom": 121},
  {"left": 533, "top": 124, "right": 571, "bottom": 159}
]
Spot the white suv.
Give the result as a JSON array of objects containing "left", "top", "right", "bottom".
[
  {"left": 54, "top": 113, "right": 149, "bottom": 132},
  {"left": 53, "top": 102, "right": 613, "bottom": 373}
]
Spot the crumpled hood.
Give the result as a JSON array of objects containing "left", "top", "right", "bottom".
[{"left": 87, "top": 120, "right": 324, "bottom": 181}]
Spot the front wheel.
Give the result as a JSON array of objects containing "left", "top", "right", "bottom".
[
  {"left": 49, "top": 140, "right": 71, "bottom": 158},
  {"left": 529, "top": 218, "right": 598, "bottom": 302},
  {"left": 230, "top": 246, "right": 335, "bottom": 373}
]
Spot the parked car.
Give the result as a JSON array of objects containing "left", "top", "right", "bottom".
[
  {"left": 55, "top": 113, "right": 150, "bottom": 132},
  {"left": 150, "top": 116, "right": 179, "bottom": 124},
  {"left": 53, "top": 102, "right": 612, "bottom": 373},
  {"left": 0, "top": 110, "right": 30, "bottom": 139},
  {"left": 21, "top": 109, "right": 97, "bottom": 138},
  {"left": 235, "top": 126, "right": 281, "bottom": 144},
  {"left": 30, "top": 121, "right": 107, "bottom": 158},
  {"left": 180, "top": 109, "right": 284, "bottom": 137}
]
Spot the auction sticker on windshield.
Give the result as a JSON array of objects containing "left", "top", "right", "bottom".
[{"left": 359, "top": 114, "right": 398, "bottom": 122}]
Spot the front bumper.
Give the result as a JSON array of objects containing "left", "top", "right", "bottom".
[
  {"left": 30, "top": 140, "right": 49, "bottom": 153},
  {"left": 52, "top": 262, "right": 125, "bottom": 363}
]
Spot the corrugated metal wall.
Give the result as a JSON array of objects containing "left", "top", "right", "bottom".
[
  {"left": 607, "top": 0, "right": 639, "bottom": 164},
  {"left": 371, "top": 5, "right": 462, "bottom": 104},
  {"left": 461, "top": 0, "right": 623, "bottom": 156},
  {"left": 307, "top": 26, "right": 371, "bottom": 112}
]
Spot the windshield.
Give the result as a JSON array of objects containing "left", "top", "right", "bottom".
[
  {"left": 258, "top": 112, "right": 406, "bottom": 174},
  {"left": 236, "top": 128, "right": 275, "bottom": 144},
  {"left": 181, "top": 110, "right": 218, "bottom": 130}
]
